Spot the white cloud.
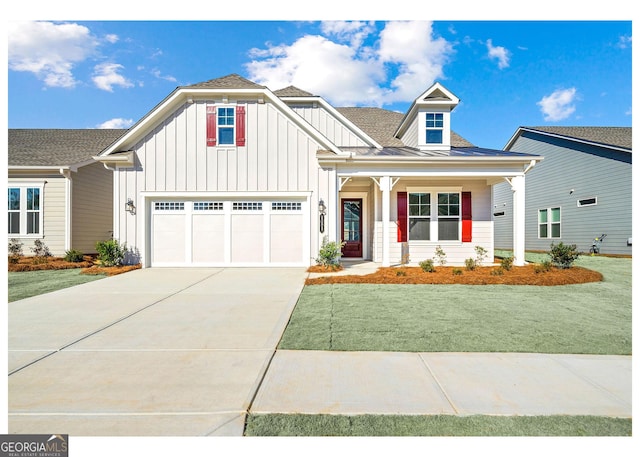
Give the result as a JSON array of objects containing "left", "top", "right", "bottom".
[
  {"left": 151, "top": 68, "right": 178, "bottom": 83},
  {"left": 537, "top": 88, "right": 578, "bottom": 121},
  {"left": 97, "top": 118, "right": 134, "bottom": 129},
  {"left": 92, "top": 62, "right": 134, "bottom": 92},
  {"left": 616, "top": 35, "right": 632, "bottom": 49},
  {"left": 245, "top": 21, "right": 453, "bottom": 107},
  {"left": 486, "top": 39, "right": 510, "bottom": 69},
  {"left": 104, "top": 34, "right": 119, "bottom": 44},
  {"left": 8, "top": 21, "right": 99, "bottom": 88}
]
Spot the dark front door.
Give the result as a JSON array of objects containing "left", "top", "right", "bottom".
[{"left": 341, "top": 199, "right": 362, "bottom": 257}]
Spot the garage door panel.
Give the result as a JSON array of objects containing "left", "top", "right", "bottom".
[
  {"left": 270, "top": 214, "right": 303, "bottom": 263},
  {"left": 192, "top": 214, "right": 225, "bottom": 264},
  {"left": 230, "top": 214, "right": 264, "bottom": 263},
  {"left": 152, "top": 214, "right": 186, "bottom": 265}
]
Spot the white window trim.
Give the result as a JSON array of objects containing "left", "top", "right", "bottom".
[
  {"left": 7, "top": 183, "right": 45, "bottom": 238},
  {"left": 538, "top": 207, "right": 562, "bottom": 239},
  {"left": 406, "top": 187, "right": 462, "bottom": 244},
  {"left": 217, "top": 105, "right": 236, "bottom": 146}
]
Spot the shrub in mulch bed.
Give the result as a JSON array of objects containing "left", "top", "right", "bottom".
[
  {"left": 80, "top": 264, "right": 142, "bottom": 276},
  {"left": 305, "top": 265, "right": 603, "bottom": 286}
]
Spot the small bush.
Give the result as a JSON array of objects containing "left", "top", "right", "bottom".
[
  {"left": 452, "top": 268, "right": 463, "bottom": 276},
  {"left": 96, "top": 239, "right": 126, "bottom": 267},
  {"left": 315, "top": 236, "right": 345, "bottom": 267},
  {"left": 474, "top": 245, "right": 488, "bottom": 266},
  {"left": 464, "top": 258, "right": 476, "bottom": 271},
  {"left": 434, "top": 245, "right": 447, "bottom": 266},
  {"left": 419, "top": 259, "right": 436, "bottom": 273},
  {"left": 534, "top": 260, "right": 553, "bottom": 274},
  {"left": 64, "top": 249, "right": 85, "bottom": 263},
  {"left": 8, "top": 238, "right": 23, "bottom": 263},
  {"left": 30, "top": 239, "right": 51, "bottom": 257},
  {"left": 491, "top": 268, "right": 504, "bottom": 276},
  {"left": 395, "top": 269, "right": 407, "bottom": 277},
  {"left": 500, "top": 256, "right": 514, "bottom": 271},
  {"left": 549, "top": 242, "right": 580, "bottom": 269}
]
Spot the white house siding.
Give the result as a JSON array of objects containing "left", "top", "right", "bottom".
[
  {"left": 8, "top": 174, "right": 67, "bottom": 256},
  {"left": 71, "top": 162, "right": 113, "bottom": 253},
  {"left": 114, "top": 100, "right": 333, "bottom": 266},
  {"left": 372, "top": 180, "right": 494, "bottom": 265},
  {"left": 493, "top": 133, "right": 632, "bottom": 255},
  {"left": 289, "top": 105, "right": 370, "bottom": 147},
  {"left": 397, "top": 116, "right": 419, "bottom": 148}
]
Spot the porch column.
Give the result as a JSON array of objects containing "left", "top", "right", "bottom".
[
  {"left": 381, "top": 175, "right": 391, "bottom": 267},
  {"left": 511, "top": 175, "right": 526, "bottom": 266}
]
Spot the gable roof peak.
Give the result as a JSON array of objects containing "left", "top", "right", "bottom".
[
  {"left": 184, "top": 73, "right": 265, "bottom": 90},
  {"left": 273, "top": 85, "right": 315, "bottom": 97},
  {"left": 417, "top": 82, "right": 460, "bottom": 105}
]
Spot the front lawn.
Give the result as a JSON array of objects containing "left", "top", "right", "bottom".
[
  {"left": 8, "top": 269, "right": 106, "bottom": 302},
  {"left": 279, "top": 256, "right": 631, "bottom": 355}
]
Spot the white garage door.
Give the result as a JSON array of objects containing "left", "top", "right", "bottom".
[{"left": 151, "top": 198, "right": 307, "bottom": 266}]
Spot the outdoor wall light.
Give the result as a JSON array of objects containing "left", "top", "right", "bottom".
[
  {"left": 319, "top": 199, "right": 326, "bottom": 233},
  {"left": 126, "top": 198, "right": 136, "bottom": 215}
]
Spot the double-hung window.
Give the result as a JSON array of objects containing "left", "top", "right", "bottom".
[
  {"left": 408, "top": 193, "right": 431, "bottom": 240},
  {"left": 407, "top": 190, "right": 462, "bottom": 242},
  {"left": 217, "top": 107, "right": 235, "bottom": 145},
  {"left": 437, "top": 192, "right": 460, "bottom": 240},
  {"left": 426, "top": 112, "right": 443, "bottom": 144},
  {"left": 8, "top": 186, "right": 43, "bottom": 236},
  {"left": 539, "top": 207, "right": 561, "bottom": 238}
]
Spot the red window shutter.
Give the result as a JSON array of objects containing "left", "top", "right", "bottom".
[
  {"left": 462, "top": 191, "right": 472, "bottom": 242},
  {"left": 206, "top": 105, "right": 217, "bottom": 146},
  {"left": 397, "top": 192, "right": 408, "bottom": 242},
  {"left": 236, "top": 105, "right": 246, "bottom": 146}
]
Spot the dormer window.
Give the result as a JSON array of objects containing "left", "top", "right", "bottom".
[{"left": 426, "top": 113, "right": 443, "bottom": 144}]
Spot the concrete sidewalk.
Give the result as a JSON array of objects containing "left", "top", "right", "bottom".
[{"left": 251, "top": 350, "right": 631, "bottom": 418}]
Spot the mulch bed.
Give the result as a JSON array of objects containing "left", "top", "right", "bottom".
[
  {"left": 306, "top": 264, "right": 603, "bottom": 286},
  {"left": 8, "top": 256, "right": 141, "bottom": 276}
]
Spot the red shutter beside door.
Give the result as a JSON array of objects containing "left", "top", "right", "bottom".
[
  {"left": 462, "top": 191, "right": 472, "bottom": 242},
  {"left": 236, "top": 105, "right": 246, "bottom": 146},
  {"left": 206, "top": 106, "right": 217, "bottom": 146},
  {"left": 397, "top": 192, "right": 407, "bottom": 242}
]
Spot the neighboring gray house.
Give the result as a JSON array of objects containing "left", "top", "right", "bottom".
[
  {"left": 493, "top": 126, "right": 632, "bottom": 255},
  {"left": 8, "top": 129, "right": 126, "bottom": 256}
]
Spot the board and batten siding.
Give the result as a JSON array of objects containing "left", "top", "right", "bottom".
[
  {"left": 493, "top": 132, "right": 632, "bottom": 255},
  {"left": 72, "top": 162, "right": 114, "bottom": 253},
  {"left": 8, "top": 174, "right": 67, "bottom": 256},
  {"left": 115, "top": 99, "right": 333, "bottom": 264},
  {"left": 289, "top": 104, "right": 370, "bottom": 147}
]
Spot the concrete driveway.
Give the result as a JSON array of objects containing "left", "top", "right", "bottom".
[{"left": 8, "top": 267, "right": 306, "bottom": 436}]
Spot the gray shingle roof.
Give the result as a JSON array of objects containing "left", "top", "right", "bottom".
[
  {"left": 183, "top": 73, "right": 265, "bottom": 90},
  {"left": 336, "top": 107, "right": 475, "bottom": 148},
  {"left": 9, "top": 129, "right": 127, "bottom": 167},
  {"left": 340, "top": 146, "right": 536, "bottom": 158},
  {"left": 273, "top": 86, "right": 315, "bottom": 97},
  {"left": 524, "top": 126, "right": 632, "bottom": 150}
]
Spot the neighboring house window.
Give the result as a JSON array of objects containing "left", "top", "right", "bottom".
[
  {"left": 408, "top": 193, "right": 431, "bottom": 240},
  {"left": 426, "top": 113, "right": 443, "bottom": 144},
  {"left": 8, "top": 186, "right": 42, "bottom": 236},
  {"left": 217, "top": 107, "right": 235, "bottom": 145},
  {"left": 437, "top": 192, "right": 460, "bottom": 241},
  {"left": 539, "top": 207, "right": 561, "bottom": 238}
]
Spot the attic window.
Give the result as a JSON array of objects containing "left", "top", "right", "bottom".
[{"left": 426, "top": 113, "right": 443, "bottom": 144}]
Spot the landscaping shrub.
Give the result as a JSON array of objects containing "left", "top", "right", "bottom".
[
  {"left": 464, "top": 258, "right": 476, "bottom": 271},
  {"left": 64, "top": 249, "right": 85, "bottom": 263},
  {"left": 452, "top": 268, "right": 463, "bottom": 276},
  {"left": 434, "top": 245, "right": 447, "bottom": 266},
  {"left": 534, "top": 260, "right": 553, "bottom": 274},
  {"left": 549, "top": 242, "right": 580, "bottom": 269},
  {"left": 474, "top": 245, "right": 488, "bottom": 266},
  {"left": 500, "top": 256, "right": 514, "bottom": 271},
  {"left": 395, "top": 269, "right": 407, "bottom": 277},
  {"left": 315, "top": 237, "right": 345, "bottom": 267},
  {"left": 30, "top": 239, "right": 51, "bottom": 258},
  {"left": 96, "top": 239, "right": 126, "bottom": 267},
  {"left": 491, "top": 268, "right": 504, "bottom": 276},
  {"left": 419, "top": 259, "right": 436, "bottom": 273},
  {"left": 8, "top": 238, "right": 23, "bottom": 264}
]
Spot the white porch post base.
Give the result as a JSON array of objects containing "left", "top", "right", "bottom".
[{"left": 511, "top": 175, "right": 526, "bottom": 266}]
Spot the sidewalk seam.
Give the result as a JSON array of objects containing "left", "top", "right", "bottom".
[{"left": 417, "top": 353, "right": 460, "bottom": 415}]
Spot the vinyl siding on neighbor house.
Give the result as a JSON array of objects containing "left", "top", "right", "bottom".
[
  {"left": 114, "top": 99, "right": 334, "bottom": 263},
  {"left": 493, "top": 131, "right": 632, "bottom": 255},
  {"left": 71, "top": 162, "right": 113, "bottom": 253}
]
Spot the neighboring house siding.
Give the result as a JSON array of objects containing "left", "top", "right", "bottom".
[
  {"left": 289, "top": 104, "right": 370, "bottom": 147},
  {"left": 8, "top": 174, "right": 67, "bottom": 256},
  {"left": 493, "top": 132, "right": 632, "bottom": 255},
  {"left": 72, "top": 162, "right": 114, "bottom": 253},
  {"left": 114, "top": 100, "right": 332, "bottom": 262}
]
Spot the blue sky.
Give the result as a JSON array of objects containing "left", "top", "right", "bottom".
[{"left": 6, "top": 17, "right": 632, "bottom": 149}]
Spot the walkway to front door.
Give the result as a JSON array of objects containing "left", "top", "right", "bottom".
[{"left": 341, "top": 198, "right": 362, "bottom": 257}]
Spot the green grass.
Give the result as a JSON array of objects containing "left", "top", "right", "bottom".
[
  {"left": 8, "top": 269, "right": 106, "bottom": 302},
  {"left": 279, "top": 256, "right": 631, "bottom": 354},
  {"left": 245, "top": 414, "right": 632, "bottom": 436}
]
